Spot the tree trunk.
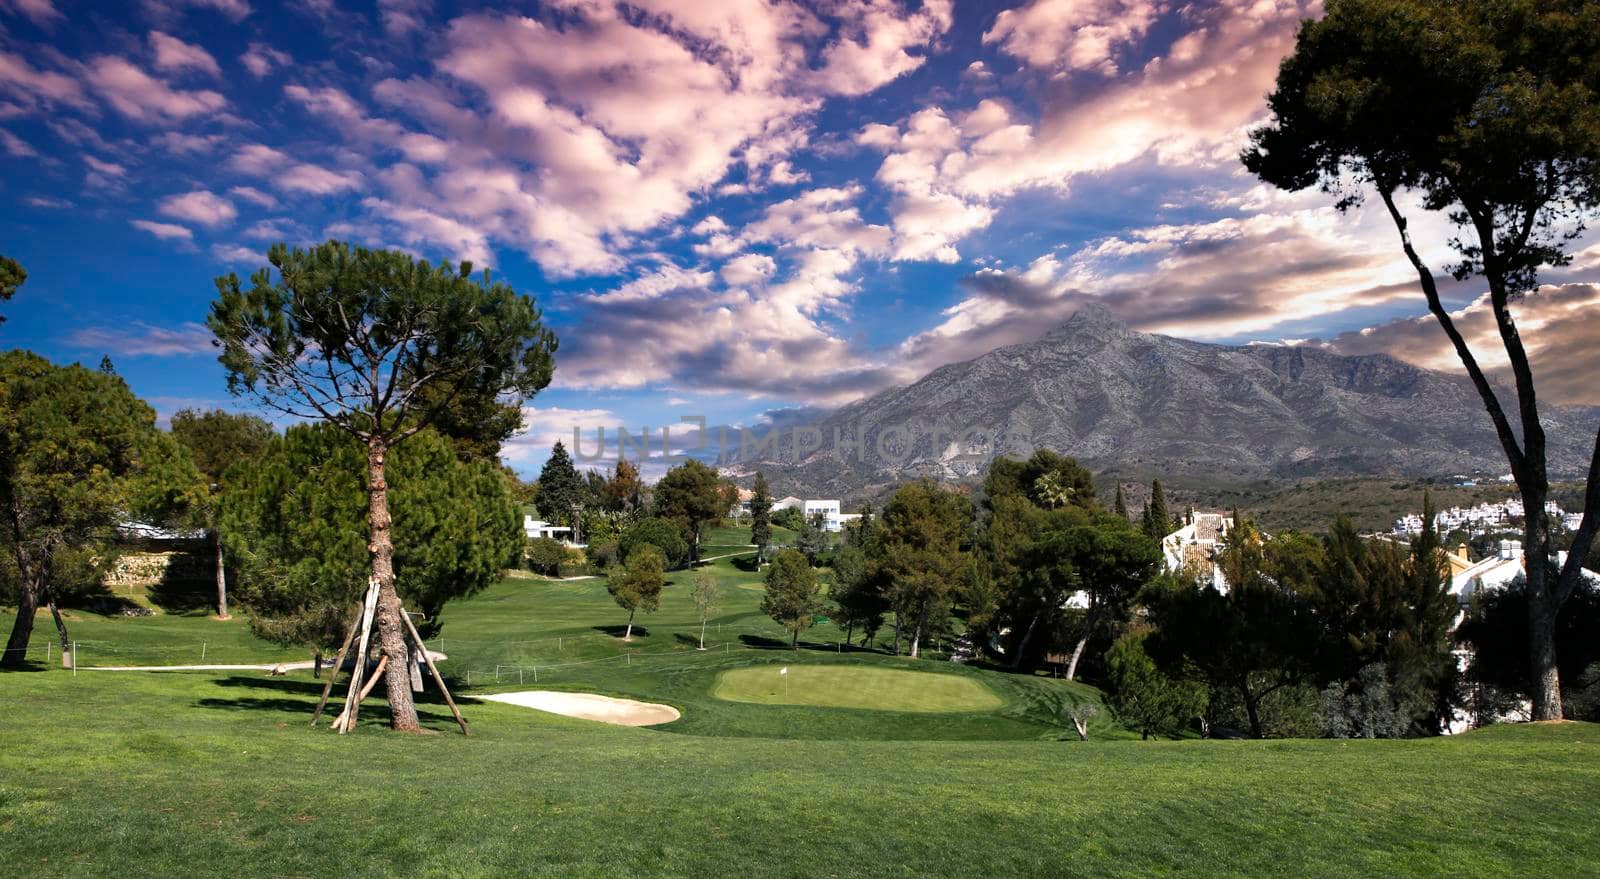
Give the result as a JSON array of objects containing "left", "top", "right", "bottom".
[
  {"left": 2, "top": 573, "right": 37, "bottom": 667},
  {"left": 1064, "top": 634, "right": 1090, "bottom": 683},
  {"left": 1011, "top": 609, "right": 1043, "bottom": 670},
  {"left": 2, "top": 513, "right": 38, "bottom": 668},
  {"left": 1519, "top": 488, "right": 1565, "bottom": 720},
  {"left": 1241, "top": 680, "right": 1264, "bottom": 739},
  {"left": 845, "top": 620, "right": 854, "bottom": 648},
  {"left": 44, "top": 583, "right": 70, "bottom": 669},
  {"left": 214, "top": 530, "right": 230, "bottom": 619},
  {"left": 1064, "top": 601, "right": 1100, "bottom": 682},
  {"left": 625, "top": 608, "right": 635, "bottom": 641},
  {"left": 892, "top": 611, "right": 902, "bottom": 655},
  {"left": 791, "top": 628, "right": 798, "bottom": 649},
  {"left": 367, "top": 437, "right": 420, "bottom": 733},
  {"left": 1527, "top": 571, "right": 1563, "bottom": 721}
]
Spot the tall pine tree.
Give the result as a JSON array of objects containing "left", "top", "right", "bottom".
[
  {"left": 750, "top": 471, "right": 772, "bottom": 553},
  {"left": 537, "top": 440, "right": 584, "bottom": 529}
]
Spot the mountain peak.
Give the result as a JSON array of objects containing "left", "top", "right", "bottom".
[{"left": 1041, "top": 301, "right": 1131, "bottom": 342}]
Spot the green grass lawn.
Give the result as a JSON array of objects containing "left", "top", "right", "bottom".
[
  {"left": 3, "top": 521, "right": 1600, "bottom": 876},
  {"left": 712, "top": 664, "right": 1005, "bottom": 712},
  {"left": 1, "top": 670, "right": 1597, "bottom": 878}
]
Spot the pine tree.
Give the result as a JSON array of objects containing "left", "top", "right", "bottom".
[
  {"left": 750, "top": 471, "right": 772, "bottom": 553},
  {"left": 1, "top": 352, "right": 199, "bottom": 666},
  {"left": 762, "top": 548, "right": 821, "bottom": 648},
  {"left": 537, "top": 440, "right": 584, "bottom": 529},
  {"left": 1114, "top": 484, "right": 1129, "bottom": 521}
]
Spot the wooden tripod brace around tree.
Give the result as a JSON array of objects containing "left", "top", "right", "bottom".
[{"left": 310, "top": 578, "right": 469, "bottom": 735}]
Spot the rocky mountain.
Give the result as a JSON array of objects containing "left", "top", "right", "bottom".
[{"left": 721, "top": 304, "right": 1598, "bottom": 501}]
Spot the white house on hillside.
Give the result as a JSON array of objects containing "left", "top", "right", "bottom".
[
  {"left": 773, "top": 496, "right": 803, "bottom": 512},
  {"left": 523, "top": 515, "right": 581, "bottom": 547},
  {"left": 804, "top": 499, "right": 843, "bottom": 532},
  {"left": 1161, "top": 512, "right": 1236, "bottom": 592}
]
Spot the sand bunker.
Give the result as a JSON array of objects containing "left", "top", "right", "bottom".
[{"left": 478, "top": 690, "right": 680, "bottom": 726}]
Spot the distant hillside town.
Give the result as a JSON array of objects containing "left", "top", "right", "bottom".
[{"left": 1392, "top": 499, "right": 1582, "bottom": 538}]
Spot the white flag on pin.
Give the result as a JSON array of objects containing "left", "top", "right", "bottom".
[{"left": 779, "top": 667, "right": 789, "bottom": 675}]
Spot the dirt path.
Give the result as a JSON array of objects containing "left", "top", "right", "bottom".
[{"left": 85, "top": 650, "right": 448, "bottom": 672}]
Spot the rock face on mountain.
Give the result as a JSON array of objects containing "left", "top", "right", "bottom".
[{"left": 723, "top": 304, "right": 1598, "bottom": 498}]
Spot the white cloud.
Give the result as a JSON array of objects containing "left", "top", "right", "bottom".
[
  {"left": 227, "top": 185, "right": 277, "bottom": 208},
  {"left": 279, "top": 162, "right": 362, "bottom": 194},
  {"left": 67, "top": 320, "right": 214, "bottom": 355},
  {"left": 721, "top": 253, "right": 778, "bottom": 287},
  {"left": 210, "top": 243, "right": 260, "bottom": 263},
  {"left": 131, "top": 218, "right": 195, "bottom": 241},
  {"left": 158, "top": 189, "right": 236, "bottom": 227}
]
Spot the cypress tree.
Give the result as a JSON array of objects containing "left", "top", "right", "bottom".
[
  {"left": 750, "top": 471, "right": 772, "bottom": 553},
  {"left": 537, "top": 440, "right": 584, "bottom": 529}
]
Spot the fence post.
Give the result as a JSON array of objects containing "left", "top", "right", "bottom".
[
  {"left": 519, "top": 668, "right": 524, "bottom": 685},
  {"left": 201, "top": 641, "right": 207, "bottom": 662},
  {"left": 71, "top": 641, "right": 77, "bottom": 676},
  {"left": 45, "top": 641, "right": 51, "bottom": 664},
  {"left": 467, "top": 670, "right": 472, "bottom": 687},
  {"left": 533, "top": 667, "right": 538, "bottom": 683},
  {"left": 495, "top": 664, "right": 501, "bottom": 682}
]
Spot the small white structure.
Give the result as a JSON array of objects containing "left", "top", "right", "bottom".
[
  {"left": 523, "top": 515, "right": 574, "bottom": 544},
  {"left": 1161, "top": 512, "right": 1236, "bottom": 593},
  {"left": 772, "top": 496, "right": 804, "bottom": 512},
  {"left": 803, "top": 499, "right": 843, "bottom": 532},
  {"left": 1448, "top": 540, "right": 1600, "bottom": 617}
]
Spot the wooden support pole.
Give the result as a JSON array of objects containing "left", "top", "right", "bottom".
[
  {"left": 399, "top": 607, "right": 469, "bottom": 736},
  {"left": 336, "top": 581, "right": 381, "bottom": 735},
  {"left": 311, "top": 606, "right": 363, "bottom": 728},
  {"left": 355, "top": 655, "right": 389, "bottom": 702}
]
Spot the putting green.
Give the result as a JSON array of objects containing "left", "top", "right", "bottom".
[{"left": 711, "top": 665, "right": 1004, "bottom": 713}]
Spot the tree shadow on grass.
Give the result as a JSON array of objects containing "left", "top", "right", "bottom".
[
  {"left": 591, "top": 624, "right": 650, "bottom": 639},
  {"left": 731, "top": 555, "right": 761, "bottom": 573},
  {"left": 196, "top": 674, "right": 463, "bottom": 727}
]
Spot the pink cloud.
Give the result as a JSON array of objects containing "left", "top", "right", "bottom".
[
  {"left": 0, "top": 50, "right": 92, "bottom": 111},
  {"left": 229, "top": 142, "right": 288, "bottom": 174},
  {"left": 985, "top": 0, "right": 1168, "bottom": 75},
  {"left": 0, "top": 128, "right": 36, "bottom": 157},
  {"left": 149, "top": 31, "right": 220, "bottom": 78},
  {"left": 240, "top": 42, "right": 290, "bottom": 78},
  {"left": 84, "top": 56, "right": 226, "bottom": 122},
  {"left": 2, "top": 0, "right": 62, "bottom": 26}
]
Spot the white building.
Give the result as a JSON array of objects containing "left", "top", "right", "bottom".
[
  {"left": 523, "top": 515, "right": 579, "bottom": 546},
  {"left": 772, "top": 496, "right": 804, "bottom": 512},
  {"left": 1161, "top": 512, "right": 1236, "bottom": 593},
  {"left": 803, "top": 499, "right": 843, "bottom": 532}
]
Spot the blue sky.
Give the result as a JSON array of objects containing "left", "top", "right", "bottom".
[{"left": 2, "top": 0, "right": 1596, "bottom": 478}]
